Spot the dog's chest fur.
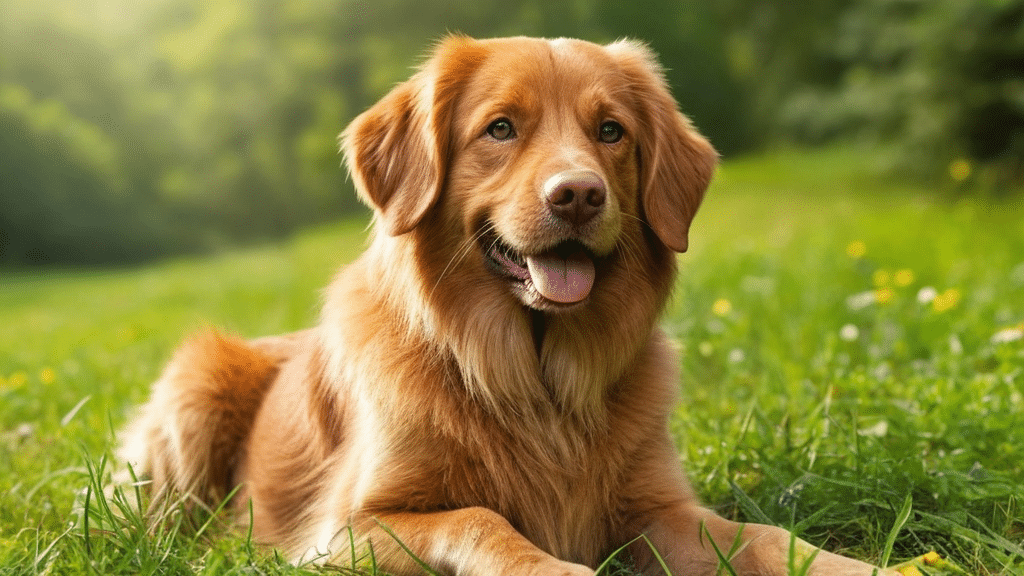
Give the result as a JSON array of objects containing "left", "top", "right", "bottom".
[{"left": 332, "top": 324, "right": 674, "bottom": 565}]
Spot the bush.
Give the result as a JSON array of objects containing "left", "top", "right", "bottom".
[
  {"left": 771, "top": 0, "right": 1024, "bottom": 190},
  {"left": 0, "top": 85, "right": 177, "bottom": 265}
]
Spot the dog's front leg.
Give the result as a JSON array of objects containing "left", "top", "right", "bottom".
[
  {"left": 360, "top": 508, "right": 594, "bottom": 576},
  {"left": 635, "top": 504, "right": 895, "bottom": 576}
]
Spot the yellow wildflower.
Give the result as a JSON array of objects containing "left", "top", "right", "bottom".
[
  {"left": 932, "top": 288, "right": 961, "bottom": 312},
  {"left": 40, "top": 368, "right": 56, "bottom": 385},
  {"left": 846, "top": 240, "right": 867, "bottom": 259},
  {"left": 712, "top": 298, "right": 732, "bottom": 317},
  {"left": 896, "top": 565, "right": 923, "bottom": 576},
  {"left": 892, "top": 551, "right": 963, "bottom": 576},
  {"left": 872, "top": 269, "right": 891, "bottom": 287},
  {"left": 698, "top": 342, "right": 714, "bottom": 357},
  {"left": 875, "top": 287, "right": 895, "bottom": 305},
  {"left": 894, "top": 269, "right": 915, "bottom": 287},
  {"left": 9, "top": 372, "right": 27, "bottom": 389},
  {"left": 949, "top": 158, "right": 971, "bottom": 182}
]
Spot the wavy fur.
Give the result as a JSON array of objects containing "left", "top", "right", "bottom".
[{"left": 120, "top": 36, "right": 893, "bottom": 576}]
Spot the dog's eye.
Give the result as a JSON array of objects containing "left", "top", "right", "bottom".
[
  {"left": 599, "top": 121, "right": 623, "bottom": 144},
  {"left": 487, "top": 119, "right": 516, "bottom": 141}
]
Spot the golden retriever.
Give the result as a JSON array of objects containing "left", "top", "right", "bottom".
[{"left": 120, "top": 35, "right": 894, "bottom": 576}]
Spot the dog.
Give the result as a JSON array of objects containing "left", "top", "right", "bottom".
[{"left": 119, "top": 35, "right": 894, "bottom": 576}]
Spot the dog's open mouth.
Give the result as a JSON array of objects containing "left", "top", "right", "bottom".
[{"left": 482, "top": 233, "right": 596, "bottom": 307}]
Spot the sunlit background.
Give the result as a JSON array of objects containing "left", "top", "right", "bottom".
[{"left": 1, "top": 0, "right": 1021, "bottom": 266}]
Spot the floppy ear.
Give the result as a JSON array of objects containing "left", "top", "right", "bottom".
[
  {"left": 340, "top": 35, "right": 486, "bottom": 236},
  {"left": 606, "top": 40, "right": 718, "bottom": 253}
]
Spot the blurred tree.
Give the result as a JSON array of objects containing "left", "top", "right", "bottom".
[
  {"left": 0, "top": 8, "right": 189, "bottom": 264},
  {"left": 0, "top": 0, "right": 356, "bottom": 265},
  {"left": 41, "top": 0, "right": 1024, "bottom": 265},
  {"left": 725, "top": 0, "right": 1024, "bottom": 190},
  {"left": 715, "top": 0, "right": 854, "bottom": 142},
  {"left": 1, "top": 0, "right": 755, "bottom": 266}
]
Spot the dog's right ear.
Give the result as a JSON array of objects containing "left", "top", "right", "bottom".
[
  {"left": 605, "top": 40, "right": 718, "bottom": 253},
  {"left": 341, "top": 35, "right": 487, "bottom": 236}
]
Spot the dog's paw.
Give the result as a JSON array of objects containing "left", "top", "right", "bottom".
[
  {"left": 807, "top": 548, "right": 899, "bottom": 576},
  {"left": 741, "top": 525, "right": 896, "bottom": 576}
]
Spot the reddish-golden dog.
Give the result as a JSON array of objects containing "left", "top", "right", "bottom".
[{"left": 120, "top": 36, "right": 893, "bottom": 576}]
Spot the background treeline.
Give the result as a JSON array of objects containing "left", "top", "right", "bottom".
[{"left": 1, "top": 0, "right": 1022, "bottom": 266}]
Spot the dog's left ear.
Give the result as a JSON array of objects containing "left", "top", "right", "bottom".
[
  {"left": 606, "top": 40, "right": 718, "bottom": 253},
  {"left": 341, "top": 35, "right": 487, "bottom": 236}
]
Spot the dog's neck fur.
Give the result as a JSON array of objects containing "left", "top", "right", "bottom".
[{"left": 322, "top": 225, "right": 674, "bottom": 431}]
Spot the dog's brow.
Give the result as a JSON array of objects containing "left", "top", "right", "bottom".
[
  {"left": 465, "top": 76, "right": 540, "bottom": 120},
  {"left": 490, "top": 95, "right": 533, "bottom": 118}
]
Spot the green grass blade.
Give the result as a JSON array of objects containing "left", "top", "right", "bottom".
[
  {"left": 82, "top": 485, "right": 92, "bottom": 555},
  {"left": 33, "top": 524, "right": 74, "bottom": 571},
  {"left": 700, "top": 521, "right": 740, "bottom": 576},
  {"left": 917, "top": 511, "right": 1024, "bottom": 559},
  {"left": 373, "top": 519, "right": 440, "bottom": 576},
  {"left": 791, "top": 502, "right": 837, "bottom": 534},
  {"left": 368, "top": 538, "right": 379, "bottom": 575},
  {"left": 593, "top": 534, "right": 643, "bottom": 575},
  {"left": 787, "top": 532, "right": 820, "bottom": 576},
  {"left": 188, "top": 483, "right": 243, "bottom": 549},
  {"left": 880, "top": 494, "right": 913, "bottom": 568},
  {"left": 729, "top": 481, "right": 775, "bottom": 525},
  {"left": 640, "top": 534, "right": 674, "bottom": 576},
  {"left": 345, "top": 524, "right": 357, "bottom": 570}
]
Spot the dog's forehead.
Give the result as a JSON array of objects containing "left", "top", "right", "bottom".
[
  {"left": 457, "top": 37, "right": 622, "bottom": 99},
  {"left": 505, "top": 37, "right": 609, "bottom": 78}
]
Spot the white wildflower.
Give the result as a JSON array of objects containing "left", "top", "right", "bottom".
[
  {"left": 858, "top": 421, "right": 889, "bottom": 437},
  {"left": 949, "top": 335, "right": 963, "bottom": 355},
  {"left": 917, "top": 286, "right": 938, "bottom": 305},
  {"left": 728, "top": 348, "right": 745, "bottom": 363},
  {"left": 992, "top": 327, "right": 1024, "bottom": 344},
  {"left": 846, "top": 290, "right": 876, "bottom": 311}
]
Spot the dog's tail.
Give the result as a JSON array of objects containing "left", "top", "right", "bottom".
[{"left": 118, "top": 330, "right": 282, "bottom": 508}]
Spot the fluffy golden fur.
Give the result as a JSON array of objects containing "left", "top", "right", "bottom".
[{"left": 120, "top": 36, "right": 893, "bottom": 576}]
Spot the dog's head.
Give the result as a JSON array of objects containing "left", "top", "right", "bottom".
[{"left": 342, "top": 35, "right": 716, "bottom": 314}]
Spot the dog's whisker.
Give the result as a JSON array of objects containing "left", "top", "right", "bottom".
[
  {"left": 427, "top": 225, "right": 494, "bottom": 302},
  {"left": 620, "top": 233, "right": 642, "bottom": 278},
  {"left": 615, "top": 212, "right": 647, "bottom": 275},
  {"left": 432, "top": 236, "right": 479, "bottom": 289}
]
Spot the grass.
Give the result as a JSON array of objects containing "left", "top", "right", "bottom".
[{"left": 2, "top": 147, "right": 1023, "bottom": 575}]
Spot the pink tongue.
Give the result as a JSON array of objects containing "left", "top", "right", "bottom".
[{"left": 525, "top": 250, "right": 595, "bottom": 304}]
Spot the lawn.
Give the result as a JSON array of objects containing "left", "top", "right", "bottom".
[{"left": 1, "top": 148, "right": 1022, "bottom": 575}]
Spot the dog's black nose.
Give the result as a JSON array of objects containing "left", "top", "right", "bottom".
[{"left": 544, "top": 170, "right": 606, "bottom": 226}]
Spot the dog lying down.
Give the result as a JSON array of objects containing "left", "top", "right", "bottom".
[{"left": 120, "top": 35, "right": 896, "bottom": 576}]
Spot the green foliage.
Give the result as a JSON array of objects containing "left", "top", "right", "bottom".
[
  {"left": 0, "top": 0, "right": 361, "bottom": 265},
  {"left": 1, "top": 149, "right": 1022, "bottom": 574},
  {"left": 728, "top": 0, "right": 1024, "bottom": 189},
  {"left": 3, "top": 0, "right": 1022, "bottom": 265},
  {"left": 0, "top": 0, "right": 747, "bottom": 265}
]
